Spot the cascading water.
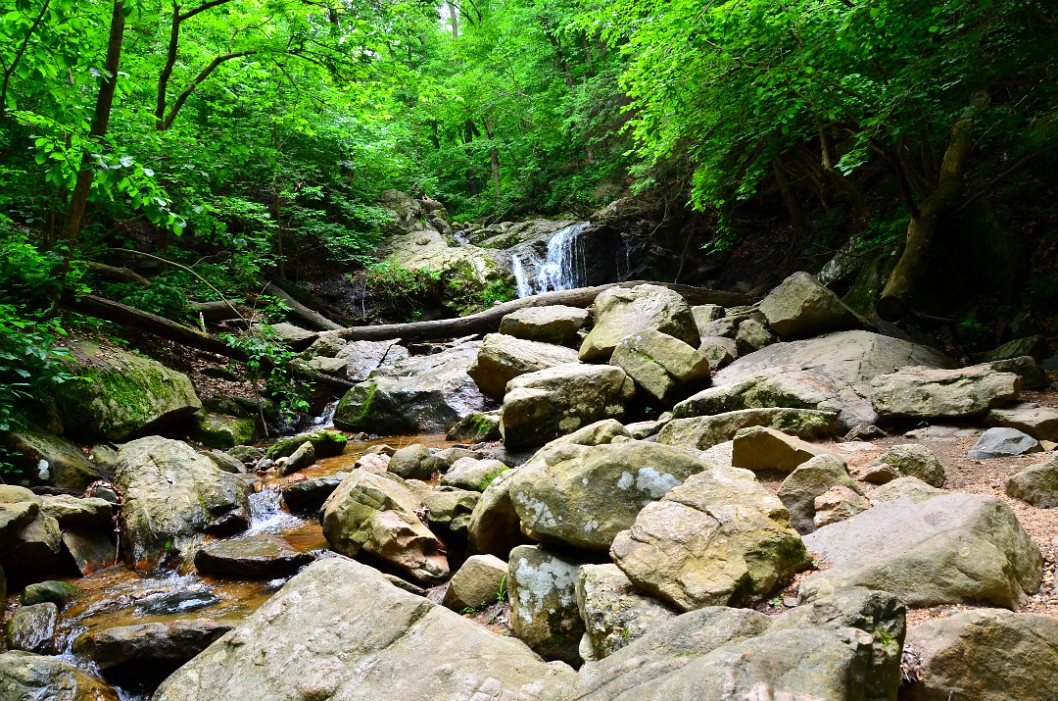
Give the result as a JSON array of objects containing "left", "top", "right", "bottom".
[{"left": 512, "top": 222, "right": 590, "bottom": 297}]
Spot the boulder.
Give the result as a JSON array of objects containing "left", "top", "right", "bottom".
[
  {"left": 466, "top": 469, "right": 531, "bottom": 559},
  {"left": 968, "top": 426, "right": 1043, "bottom": 459},
  {"left": 902, "top": 609, "right": 1058, "bottom": 701},
  {"left": 21, "top": 580, "right": 78, "bottom": 608},
  {"left": 658, "top": 408, "right": 837, "bottom": 451},
  {"left": 202, "top": 449, "right": 247, "bottom": 474},
  {"left": 983, "top": 334, "right": 1049, "bottom": 362},
  {"left": 0, "top": 650, "right": 120, "bottom": 701},
  {"left": 468, "top": 333, "right": 580, "bottom": 400},
  {"left": 188, "top": 412, "right": 257, "bottom": 450},
  {"left": 731, "top": 426, "right": 836, "bottom": 472},
  {"left": 691, "top": 304, "right": 725, "bottom": 338},
  {"left": 152, "top": 558, "right": 576, "bottom": 701},
  {"left": 579, "top": 284, "right": 699, "bottom": 361},
  {"left": 697, "top": 335, "right": 736, "bottom": 369},
  {"left": 114, "top": 437, "right": 249, "bottom": 568},
  {"left": 507, "top": 544, "right": 586, "bottom": 665},
  {"left": 353, "top": 453, "right": 389, "bottom": 474},
  {"left": 336, "top": 339, "right": 409, "bottom": 382},
  {"left": 759, "top": 271, "right": 864, "bottom": 339},
  {"left": 800, "top": 493, "right": 1043, "bottom": 608},
  {"left": 5, "top": 602, "right": 57, "bottom": 653},
  {"left": 813, "top": 486, "right": 870, "bottom": 528},
  {"left": 609, "top": 329, "right": 711, "bottom": 405},
  {"left": 260, "top": 322, "right": 315, "bottom": 345},
  {"left": 857, "top": 443, "right": 945, "bottom": 486},
  {"left": 0, "top": 486, "right": 40, "bottom": 553},
  {"left": 278, "top": 441, "right": 315, "bottom": 475},
  {"left": 334, "top": 342, "right": 486, "bottom": 434},
  {"left": 509, "top": 441, "right": 710, "bottom": 550},
  {"left": 51, "top": 341, "right": 201, "bottom": 442},
  {"left": 441, "top": 457, "right": 508, "bottom": 491},
  {"left": 61, "top": 528, "right": 116, "bottom": 575},
  {"left": 611, "top": 466, "right": 808, "bottom": 611},
  {"left": 500, "top": 363, "right": 635, "bottom": 449},
  {"left": 870, "top": 365, "right": 1021, "bottom": 420},
  {"left": 73, "top": 619, "right": 234, "bottom": 674},
  {"left": 1006, "top": 454, "right": 1058, "bottom": 508},
  {"left": 575, "top": 563, "right": 676, "bottom": 661},
  {"left": 193, "top": 534, "right": 314, "bottom": 578},
  {"left": 734, "top": 316, "right": 777, "bottom": 354},
  {"left": 420, "top": 487, "right": 479, "bottom": 534},
  {"left": 321, "top": 470, "right": 448, "bottom": 585},
  {"left": 433, "top": 446, "right": 480, "bottom": 466},
  {"left": 282, "top": 475, "right": 344, "bottom": 512},
  {"left": 869, "top": 477, "right": 948, "bottom": 505},
  {"left": 987, "top": 402, "right": 1058, "bottom": 441},
  {"left": 0, "top": 426, "right": 105, "bottom": 489},
  {"left": 2, "top": 512, "right": 61, "bottom": 576},
  {"left": 265, "top": 428, "right": 347, "bottom": 459},
  {"left": 541, "top": 418, "right": 631, "bottom": 449},
  {"left": 387, "top": 443, "right": 443, "bottom": 480},
  {"left": 985, "top": 355, "right": 1049, "bottom": 390},
  {"left": 499, "top": 305, "right": 590, "bottom": 346},
  {"left": 441, "top": 554, "right": 508, "bottom": 612},
  {"left": 446, "top": 411, "right": 501, "bottom": 443},
  {"left": 40, "top": 495, "right": 112, "bottom": 528}
]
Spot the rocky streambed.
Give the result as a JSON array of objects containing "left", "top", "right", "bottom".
[{"left": 4, "top": 271, "right": 1058, "bottom": 700}]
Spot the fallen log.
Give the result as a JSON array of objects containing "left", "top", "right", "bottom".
[
  {"left": 263, "top": 281, "right": 343, "bottom": 332},
  {"left": 322, "top": 280, "right": 757, "bottom": 344}
]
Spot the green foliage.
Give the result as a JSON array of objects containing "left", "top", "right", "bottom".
[{"left": 221, "top": 329, "right": 312, "bottom": 422}]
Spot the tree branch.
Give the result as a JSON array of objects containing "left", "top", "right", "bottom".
[{"left": 162, "top": 50, "right": 257, "bottom": 130}]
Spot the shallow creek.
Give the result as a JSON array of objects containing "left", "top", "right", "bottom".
[{"left": 20, "top": 433, "right": 456, "bottom": 700}]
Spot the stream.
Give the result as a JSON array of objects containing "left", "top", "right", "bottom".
[{"left": 29, "top": 432, "right": 456, "bottom": 700}]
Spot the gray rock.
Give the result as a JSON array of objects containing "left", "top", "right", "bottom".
[
  {"left": 5, "top": 603, "right": 57, "bottom": 653},
  {"left": 194, "top": 534, "right": 314, "bottom": 578},
  {"left": 278, "top": 441, "right": 315, "bottom": 476},
  {"left": 334, "top": 342, "right": 487, "bottom": 434},
  {"left": 579, "top": 284, "right": 699, "bottom": 361},
  {"left": 985, "top": 355, "right": 1049, "bottom": 389},
  {"left": 731, "top": 426, "right": 836, "bottom": 472},
  {"left": 202, "top": 449, "right": 247, "bottom": 474},
  {"left": 499, "top": 305, "right": 590, "bottom": 345},
  {"left": 859, "top": 443, "right": 946, "bottom": 486},
  {"left": 902, "top": 609, "right": 1058, "bottom": 701},
  {"left": 3, "top": 512, "right": 61, "bottom": 576},
  {"left": 153, "top": 558, "right": 575, "bottom": 701},
  {"left": 697, "top": 335, "right": 736, "bottom": 369},
  {"left": 61, "top": 528, "right": 117, "bottom": 575},
  {"left": 321, "top": 470, "right": 448, "bottom": 585},
  {"left": 541, "top": 418, "right": 631, "bottom": 449},
  {"left": 870, "top": 365, "right": 1021, "bottom": 420},
  {"left": 441, "top": 554, "right": 508, "bottom": 611},
  {"left": 1006, "top": 454, "right": 1058, "bottom": 508},
  {"left": 20, "top": 581, "right": 78, "bottom": 608},
  {"left": 441, "top": 457, "right": 508, "bottom": 491},
  {"left": 50, "top": 341, "right": 202, "bottom": 442},
  {"left": 507, "top": 545, "right": 586, "bottom": 665},
  {"left": 612, "top": 466, "right": 808, "bottom": 611},
  {"left": 575, "top": 563, "right": 676, "bottom": 661},
  {"left": 658, "top": 407, "right": 837, "bottom": 450},
  {"left": 610, "top": 329, "right": 711, "bottom": 405},
  {"left": 433, "top": 447, "right": 480, "bottom": 466},
  {"left": 387, "top": 444, "right": 443, "bottom": 480},
  {"left": 509, "top": 441, "right": 710, "bottom": 550},
  {"left": 813, "top": 486, "right": 870, "bottom": 528},
  {"left": 265, "top": 429, "right": 347, "bottom": 459},
  {"left": 968, "top": 426, "right": 1042, "bottom": 459},
  {"left": 420, "top": 487, "right": 479, "bottom": 534},
  {"left": 987, "top": 402, "right": 1058, "bottom": 441},
  {"left": 800, "top": 493, "right": 1043, "bottom": 608},
  {"left": 114, "top": 437, "right": 249, "bottom": 568},
  {"left": 73, "top": 618, "right": 233, "bottom": 672},
  {"left": 446, "top": 411, "right": 501, "bottom": 443},
  {"left": 691, "top": 304, "right": 725, "bottom": 338},
  {"left": 759, "top": 271, "right": 864, "bottom": 340},
  {"left": 0, "top": 426, "right": 105, "bottom": 490},
  {"left": 983, "top": 335, "right": 1049, "bottom": 362},
  {"left": 336, "top": 339, "right": 409, "bottom": 382},
  {"left": 261, "top": 322, "right": 316, "bottom": 345},
  {"left": 468, "top": 333, "right": 580, "bottom": 400},
  {"left": 500, "top": 363, "right": 635, "bottom": 449},
  {"left": 466, "top": 470, "right": 531, "bottom": 559},
  {"left": 0, "top": 650, "right": 120, "bottom": 701},
  {"left": 282, "top": 475, "right": 344, "bottom": 512},
  {"left": 734, "top": 317, "right": 777, "bottom": 354},
  {"left": 0, "top": 486, "right": 40, "bottom": 554},
  {"left": 778, "top": 455, "right": 861, "bottom": 534},
  {"left": 869, "top": 477, "right": 948, "bottom": 505},
  {"left": 40, "top": 495, "right": 113, "bottom": 528}
]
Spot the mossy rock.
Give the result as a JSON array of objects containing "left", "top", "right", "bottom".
[
  {"left": 50, "top": 341, "right": 202, "bottom": 442},
  {"left": 265, "top": 429, "right": 347, "bottom": 460},
  {"left": 189, "top": 412, "right": 258, "bottom": 450}
]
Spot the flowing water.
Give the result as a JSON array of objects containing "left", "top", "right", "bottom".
[{"left": 512, "top": 222, "right": 590, "bottom": 297}]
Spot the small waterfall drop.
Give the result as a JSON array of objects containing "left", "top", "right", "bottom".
[
  {"left": 512, "top": 222, "right": 589, "bottom": 297},
  {"left": 244, "top": 485, "right": 302, "bottom": 535}
]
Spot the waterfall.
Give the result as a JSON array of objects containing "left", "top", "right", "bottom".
[
  {"left": 244, "top": 485, "right": 302, "bottom": 535},
  {"left": 512, "top": 222, "right": 589, "bottom": 298}
]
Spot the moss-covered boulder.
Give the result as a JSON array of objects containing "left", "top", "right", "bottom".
[
  {"left": 188, "top": 412, "right": 257, "bottom": 450},
  {"left": 51, "top": 341, "right": 201, "bottom": 442},
  {"left": 0, "top": 650, "right": 120, "bottom": 701},
  {"left": 0, "top": 426, "right": 106, "bottom": 490},
  {"left": 265, "top": 428, "right": 346, "bottom": 459}
]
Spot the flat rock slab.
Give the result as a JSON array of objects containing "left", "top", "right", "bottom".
[
  {"left": 194, "top": 535, "right": 314, "bottom": 579},
  {"left": 152, "top": 558, "right": 576, "bottom": 701},
  {"left": 658, "top": 408, "right": 837, "bottom": 450},
  {"left": 800, "top": 493, "right": 1042, "bottom": 608},
  {"left": 870, "top": 365, "right": 1020, "bottom": 420},
  {"left": 499, "top": 305, "right": 589, "bottom": 345},
  {"left": 73, "top": 618, "right": 234, "bottom": 670},
  {"left": 731, "top": 426, "right": 836, "bottom": 472},
  {"left": 987, "top": 402, "right": 1058, "bottom": 441}
]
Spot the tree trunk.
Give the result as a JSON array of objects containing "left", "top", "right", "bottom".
[
  {"left": 878, "top": 95, "right": 988, "bottom": 320},
  {"left": 483, "top": 118, "right": 501, "bottom": 202},
  {"left": 446, "top": 0, "right": 459, "bottom": 38}
]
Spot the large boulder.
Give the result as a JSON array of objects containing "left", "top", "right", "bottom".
[
  {"left": 731, "top": 426, "right": 836, "bottom": 472},
  {"left": 466, "top": 469, "right": 532, "bottom": 559},
  {"left": 903, "top": 610, "right": 1058, "bottom": 701},
  {"left": 507, "top": 544, "right": 586, "bottom": 665},
  {"left": 870, "top": 365, "right": 1021, "bottom": 420},
  {"left": 575, "top": 563, "right": 677, "bottom": 661},
  {"left": 0, "top": 650, "right": 120, "bottom": 701},
  {"left": 611, "top": 465, "right": 808, "bottom": 611},
  {"left": 579, "top": 284, "right": 699, "bottom": 361},
  {"left": 658, "top": 407, "right": 837, "bottom": 451},
  {"left": 441, "top": 457, "right": 508, "bottom": 491},
  {"left": 264, "top": 428, "right": 347, "bottom": 459},
  {"left": 800, "top": 493, "right": 1043, "bottom": 608},
  {"left": 499, "top": 305, "right": 590, "bottom": 346},
  {"left": 5, "top": 602, "right": 58, "bottom": 653},
  {"left": 188, "top": 412, "right": 257, "bottom": 450},
  {"left": 759, "top": 271, "right": 864, "bottom": 339},
  {"left": 986, "top": 402, "right": 1058, "bottom": 441},
  {"left": 337, "top": 339, "right": 410, "bottom": 382},
  {"left": 51, "top": 341, "right": 201, "bottom": 442},
  {"left": 152, "top": 558, "right": 577, "bottom": 701},
  {"left": 334, "top": 342, "right": 486, "bottom": 434},
  {"left": 467, "top": 333, "right": 579, "bottom": 400},
  {"left": 0, "top": 486, "right": 40, "bottom": 553},
  {"left": 0, "top": 426, "right": 105, "bottom": 490},
  {"left": 857, "top": 443, "right": 946, "bottom": 487},
  {"left": 500, "top": 363, "right": 635, "bottom": 449},
  {"left": 441, "top": 554, "right": 508, "bottom": 612},
  {"left": 1006, "top": 454, "right": 1058, "bottom": 508},
  {"left": 2, "top": 511, "right": 61, "bottom": 576},
  {"left": 777, "top": 455, "right": 862, "bottom": 534},
  {"left": 321, "top": 470, "right": 448, "bottom": 585},
  {"left": 508, "top": 441, "right": 711, "bottom": 550},
  {"left": 609, "top": 329, "right": 711, "bottom": 405},
  {"left": 114, "top": 437, "right": 249, "bottom": 569}
]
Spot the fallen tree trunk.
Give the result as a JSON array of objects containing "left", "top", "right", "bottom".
[
  {"left": 263, "top": 280, "right": 343, "bottom": 331},
  {"left": 323, "top": 280, "right": 757, "bottom": 344}
]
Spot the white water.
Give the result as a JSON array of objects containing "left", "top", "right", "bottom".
[
  {"left": 512, "top": 222, "right": 589, "bottom": 297},
  {"left": 243, "top": 485, "right": 303, "bottom": 535}
]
